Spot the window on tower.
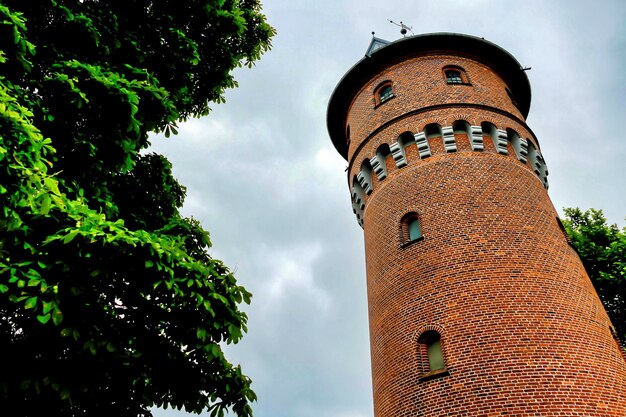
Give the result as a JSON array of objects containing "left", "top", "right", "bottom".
[
  {"left": 446, "top": 70, "right": 462, "bottom": 83},
  {"left": 443, "top": 66, "right": 470, "bottom": 85},
  {"left": 408, "top": 218, "right": 421, "bottom": 241},
  {"left": 400, "top": 212, "right": 423, "bottom": 247},
  {"left": 379, "top": 85, "right": 393, "bottom": 101},
  {"left": 374, "top": 81, "right": 394, "bottom": 107},
  {"left": 417, "top": 330, "right": 449, "bottom": 381},
  {"left": 424, "top": 123, "right": 441, "bottom": 138}
]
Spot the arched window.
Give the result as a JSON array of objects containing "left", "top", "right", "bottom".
[
  {"left": 400, "top": 212, "right": 423, "bottom": 246},
  {"left": 452, "top": 120, "right": 470, "bottom": 136},
  {"left": 417, "top": 330, "right": 449, "bottom": 381},
  {"left": 420, "top": 331, "right": 445, "bottom": 371},
  {"left": 443, "top": 66, "right": 470, "bottom": 85},
  {"left": 379, "top": 85, "right": 393, "bottom": 101},
  {"left": 398, "top": 131, "right": 416, "bottom": 147},
  {"left": 424, "top": 123, "right": 442, "bottom": 139},
  {"left": 374, "top": 81, "right": 394, "bottom": 106},
  {"left": 408, "top": 218, "right": 421, "bottom": 241},
  {"left": 446, "top": 70, "right": 462, "bottom": 84}
]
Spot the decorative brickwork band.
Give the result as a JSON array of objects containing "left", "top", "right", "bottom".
[
  {"left": 441, "top": 126, "right": 457, "bottom": 152},
  {"left": 495, "top": 128, "right": 508, "bottom": 154},
  {"left": 389, "top": 141, "right": 407, "bottom": 168},
  {"left": 357, "top": 170, "right": 373, "bottom": 195},
  {"left": 515, "top": 136, "right": 529, "bottom": 163},
  {"left": 414, "top": 132, "right": 431, "bottom": 158},
  {"left": 350, "top": 124, "right": 550, "bottom": 226},
  {"left": 470, "top": 125, "right": 484, "bottom": 151},
  {"left": 350, "top": 183, "right": 365, "bottom": 226}
]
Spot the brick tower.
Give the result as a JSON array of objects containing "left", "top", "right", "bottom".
[{"left": 327, "top": 33, "right": 626, "bottom": 416}]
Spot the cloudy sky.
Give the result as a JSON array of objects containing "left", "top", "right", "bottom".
[{"left": 150, "top": 1, "right": 626, "bottom": 416}]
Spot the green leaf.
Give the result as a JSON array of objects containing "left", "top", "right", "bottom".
[
  {"left": 42, "top": 301, "right": 53, "bottom": 314},
  {"left": 60, "top": 388, "right": 70, "bottom": 400},
  {"left": 24, "top": 296, "right": 38, "bottom": 309},
  {"left": 39, "top": 193, "right": 52, "bottom": 215},
  {"left": 63, "top": 230, "right": 79, "bottom": 244},
  {"left": 37, "top": 314, "right": 51, "bottom": 324},
  {"left": 52, "top": 309, "right": 63, "bottom": 326},
  {"left": 196, "top": 327, "right": 206, "bottom": 340}
]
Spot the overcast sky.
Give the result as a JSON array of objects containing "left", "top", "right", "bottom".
[{"left": 150, "top": 1, "right": 626, "bottom": 416}]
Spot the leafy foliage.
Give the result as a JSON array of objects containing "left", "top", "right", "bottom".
[
  {"left": 0, "top": 1, "right": 274, "bottom": 416},
  {"left": 562, "top": 208, "right": 626, "bottom": 343}
]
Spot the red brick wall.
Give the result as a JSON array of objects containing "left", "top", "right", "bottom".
[
  {"left": 346, "top": 53, "right": 525, "bottom": 162},
  {"left": 347, "top": 52, "right": 626, "bottom": 416}
]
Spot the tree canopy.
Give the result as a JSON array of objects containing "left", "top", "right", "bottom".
[
  {"left": 0, "top": 1, "right": 274, "bottom": 416},
  {"left": 562, "top": 208, "right": 626, "bottom": 344}
]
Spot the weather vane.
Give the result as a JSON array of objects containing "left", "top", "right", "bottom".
[{"left": 388, "top": 20, "right": 413, "bottom": 37}]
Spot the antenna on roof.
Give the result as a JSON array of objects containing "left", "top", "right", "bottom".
[{"left": 388, "top": 20, "right": 413, "bottom": 37}]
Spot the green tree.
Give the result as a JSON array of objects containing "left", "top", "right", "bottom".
[
  {"left": 0, "top": 1, "right": 274, "bottom": 416},
  {"left": 562, "top": 208, "right": 626, "bottom": 343}
]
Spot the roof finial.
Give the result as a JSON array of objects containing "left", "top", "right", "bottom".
[{"left": 388, "top": 20, "right": 413, "bottom": 37}]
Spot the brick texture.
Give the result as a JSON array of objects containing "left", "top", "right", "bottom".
[{"left": 342, "top": 48, "right": 626, "bottom": 416}]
